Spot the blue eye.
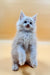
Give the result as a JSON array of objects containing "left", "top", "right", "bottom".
[
  {"left": 30, "top": 22, "right": 32, "bottom": 25},
  {"left": 24, "top": 21, "right": 27, "bottom": 23}
]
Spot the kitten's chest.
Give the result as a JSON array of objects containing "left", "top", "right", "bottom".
[
  {"left": 17, "top": 32, "right": 34, "bottom": 49},
  {"left": 23, "top": 33, "right": 31, "bottom": 43},
  {"left": 22, "top": 32, "right": 33, "bottom": 49}
]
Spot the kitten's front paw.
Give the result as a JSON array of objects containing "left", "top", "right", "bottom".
[
  {"left": 30, "top": 60, "right": 38, "bottom": 68},
  {"left": 19, "top": 55, "right": 26, "bottom": 66},
  {"left": 12, "top": 64, "right": 19, "bottom": 71}
]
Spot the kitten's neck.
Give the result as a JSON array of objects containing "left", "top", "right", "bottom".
[{"left": 17, "top": 29, "right": 34, "bottom": 33}]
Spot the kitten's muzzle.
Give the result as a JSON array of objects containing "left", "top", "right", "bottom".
[{"left": 26, "top": 24, "right": 30, "bottom": 28}]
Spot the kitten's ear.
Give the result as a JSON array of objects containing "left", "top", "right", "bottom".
[
  {"left": 20, "top": 11, "right": 25, "bottom": 20},
  {"left": 32, "top": 14, "right": 37, "bottom": 23}
]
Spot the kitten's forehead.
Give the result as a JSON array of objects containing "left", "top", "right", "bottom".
[{"left": 24, "top": 16, "right": 33, "bottom": 22}]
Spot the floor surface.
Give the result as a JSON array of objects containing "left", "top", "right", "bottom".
[{"left": 0, "top": 40, "right": 50, "bottom": 75}]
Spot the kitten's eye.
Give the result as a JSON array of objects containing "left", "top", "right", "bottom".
[
  {"left": 30, "top": 22, "right": 32, "bottom": 25},
  {"left": 24, "top": 21, "right": 27, "bottom": 23}
]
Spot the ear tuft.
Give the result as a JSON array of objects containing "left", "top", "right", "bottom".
[
  {"left": 20, "top": 10, "right": 25, "bottom": 20},
  {"left": 32, "top": 14, "right": 37, "bottom": 23}
]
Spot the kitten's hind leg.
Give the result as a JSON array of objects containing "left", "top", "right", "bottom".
[
  {"left": 11, "top": 49, "right": 19, "bottom": 71},
  {"left": 30, "top": 45, "right": 37, "bottom": 68},
  {"left": 12, "top": 63, "right": 19, "bottom": 71},
  {"left": 12, "top": 57, "right": 19, "bottom": 71},
  {"left": 26, "top": 44, "right": 37, "bottom": 68}
]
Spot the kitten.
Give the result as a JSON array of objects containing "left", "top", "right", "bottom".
[{"left": 11, "top": 11, "right": 37, "bottom": 71}]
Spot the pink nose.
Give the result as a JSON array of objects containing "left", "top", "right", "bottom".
[{"left": 26, "top": 24, "right": 30, "bottom": 28}]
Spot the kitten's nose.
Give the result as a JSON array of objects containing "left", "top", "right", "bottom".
[{"left": 26, "top": 24, "right": 30, "bottom": 28}]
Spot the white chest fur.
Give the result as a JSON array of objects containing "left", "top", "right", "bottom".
[
  {"left": 23, "top": 32, "right": 33, "bottom": 46},
  {"left": 17, "top": 31, "right": 35, "bottom": 49}
]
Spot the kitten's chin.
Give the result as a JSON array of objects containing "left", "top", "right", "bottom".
[
  {"left": 25, "top": 27, "right": 30, "bottom": 31},
  {"left": 24, "top": 28, "right": 33, "bottom": 32}
]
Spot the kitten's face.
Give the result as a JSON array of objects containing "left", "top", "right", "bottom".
[{"left": 17, "top": 11, "right": 37, "bottom": 32}]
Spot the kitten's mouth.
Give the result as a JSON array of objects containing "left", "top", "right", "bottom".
[{"left": 26, "top": 24, "right": 30, "bottom": 28}]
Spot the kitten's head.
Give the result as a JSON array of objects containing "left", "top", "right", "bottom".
[{"left": 17, "top": 11, "right": 37, "bottom": 32}]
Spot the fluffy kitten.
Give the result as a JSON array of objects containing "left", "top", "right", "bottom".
[{"left": 11, "top": 11, "right": 37, "bottom": 71}]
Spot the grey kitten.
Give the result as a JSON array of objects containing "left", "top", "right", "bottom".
[{"left": 11, "top": 11, "right": 37, "bottom": 71}]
